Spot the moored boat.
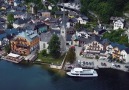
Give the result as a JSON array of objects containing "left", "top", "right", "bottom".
[{"left": 66, "top": 67, "right": 98, "bottom": 77}]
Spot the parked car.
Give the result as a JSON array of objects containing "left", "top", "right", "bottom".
[
  {"left": 101, "top": 62, "right": 107, "bottom": 66},
  {"left": 103, "top": 63, "right": 107, "bottom": 66},
  {"left": 89, "top": 62, "right": 92, "bottom": 65},
  {"left": 125, "top": 66, "right": 129, "bottom": 68},
  {"left": 115, "top": 64, "right": 121, "bottom": 68},
  {"left": 112, "top": 63, "right": 115, "bottom": 66},
  {"left": 108, "top": 59, "right": 112, "bottom": 63},
  {"left": 86, "top": 62, "right": 88, "bottom": 65},
  {"left": 117, "top": 65, "right": 120, "bottom": 68}
]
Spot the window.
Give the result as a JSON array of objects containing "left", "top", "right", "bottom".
[{"left": 43, "top": 43, "right": 45, "bottom": 48}]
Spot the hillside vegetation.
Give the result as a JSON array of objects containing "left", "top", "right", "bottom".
[{"left": 80, "top": 0, "right": 129, "bottom": 23}]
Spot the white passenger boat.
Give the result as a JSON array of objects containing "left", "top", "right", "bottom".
[{"left": 66, "top": 68, "right": 98, "bottom": 77}]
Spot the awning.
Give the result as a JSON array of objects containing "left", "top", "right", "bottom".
[{"left": 7, "top": 53, "right": 20, "bottom": 58}]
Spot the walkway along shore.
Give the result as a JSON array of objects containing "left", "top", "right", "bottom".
[{"left": 50, "top": 52, "right": 67, "bottom": 69}]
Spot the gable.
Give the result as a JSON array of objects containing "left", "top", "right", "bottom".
[{"left": 114, "top": 20, "right": 123, "bottom": 25}]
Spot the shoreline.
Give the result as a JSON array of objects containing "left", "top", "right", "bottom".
[{"left": 1, "top": 57, "right": 129, "bottom": 73}]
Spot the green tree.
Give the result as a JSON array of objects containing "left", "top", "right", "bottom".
[
  {"left": 33, "top": 5, "right": 38, "bottom": 14},
  {"left": 95, "top": 55, "right": 99, "bottom": 59},
  {"left": 4, "top": 44, "right": 11, "bottom": 54},
  {"left": 48, "top": 34, "right": 61, "bottom": 59},
  {"left": 7, "top": 13, "right": 14, "bottom": 23},
  {"left": 41, "top": 49, "right": 47, "bottom": 56},
  {"left": 103, "top": 29, "right": 129, "bottom": 46},
  {"left": 80, "top": 0, "right": 129, "bottom": 23},
  {"left": 7, "top": 23, "right": 13, "bottom": 29},
  {"left": 66, "top": 48, "right": 76, "bottom": 64}
]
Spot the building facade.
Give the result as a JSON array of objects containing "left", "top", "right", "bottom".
[
  {"left": 11, "top": 30, "right": 39, "bottom": 55},
  {"left": 113, "top": 20, "right": 124, "bottom": 30}
]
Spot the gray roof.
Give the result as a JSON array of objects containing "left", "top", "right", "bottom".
[
  {"left": 66, "top": 34, "right": 72, "bottom": 41},
  {"left": 110, "top": 42, "right": 127, "bottom": 51},
  {"left": 78, "top": 35, "right": 101, "bottom": 44},
  {"left": 14, "top": 18, "right": 30, "bottom": 25},
  {"left": 124, "top": 48, "right": 129, "bottom": 54},
  {"left": 40, "top": 32, "right": 52, "bottom": 42},
  {"left": 15, "top": 30, "right": 39, "bottom": 42},
  {"left": 0, "top": 24, "right": 5, "bottom": 30},
  {"left": 50, "top": 29, "right": 60, "bottom": 35},
  {"left": 68, "top": 11, "right": 76, "bottom": 16},
  {"left": 110, "top": 17, "right": 125, "bottom": 22}
]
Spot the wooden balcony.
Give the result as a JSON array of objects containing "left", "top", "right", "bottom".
[{"left": 16, "top": 44, "right": 30, "bottom": 48}]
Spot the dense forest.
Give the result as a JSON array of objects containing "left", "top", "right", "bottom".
[{"left": 80, "top": 0, "right": 129, "bottom": 23}]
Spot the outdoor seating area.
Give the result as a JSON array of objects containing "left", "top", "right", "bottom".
[{"left": 4, "top": 53, "right": 24, "bottom": 63}]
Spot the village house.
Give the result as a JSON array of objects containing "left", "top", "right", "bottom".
[
  {"left": 72, "top": 30, "right": 90, "bottom": 46},
  {"left": 77, "top": 15, "right": 88, "bottom": 25},
  {"left": 41, "top": 11, "right": 51, "bottom": 18},
  {"left": 0, "top": 28, "right": 21, "bottom": 47},
  {"left": 68, "top": 11, "right": 77, "bottom": 18},
  {"left": 34, "top": 22, "right": 48, "bottom": 34},
  {"left": 112, "top": 44, "right": 127, "bottom": 60},
  {"left": 14, "top": 0, "right": 21, "bottom": 6},
  {"left": 93, "top": 26, "right": 106, "bottom": 36},
  {"left": 11, "top": 30, "right": 39, "bottom": 55},
  {"left": 68, "top": 18, "right": 78, "bottom": 27},
  {"left": 0, "top": 30, "right": 7, "bottom": 46},
  {"left": 39, "top": 31, "right": 52, "bottom": 53},
  {"left": 120, "top": 48, "right": 129, "bottom": 63},
  {"left": 13, "top": 18, "right": 30, "bottom": 28},
  {"left": 39, "top": 29, "right": 69, "bottom": 53},
  {"left": 110, "top": 17, "right": 125, "bottom": 30},
  {"left": 113, "top": 20, "right": 124, "bottom": 30},
  {"left": 54, "top": 11, "right": 68, "bottom": 18},
  {"left": 83, "top": 35, "right": 105, "bottom": 58},
  {"left": 106, "top": 42, "right": 127, "bottom": 61}
]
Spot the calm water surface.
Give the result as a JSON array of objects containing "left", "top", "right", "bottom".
[{"left": 0, "top": 60, "right": 129, "bottom": 90}]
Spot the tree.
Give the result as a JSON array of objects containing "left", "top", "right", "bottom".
[
  {"left": 4, "top": 44, "right": 11, "bottom": 54},
  {"left": 41, "top": 49, "right": 47, "bottom": 56},
  {"left": 7, "top": 23, "right": 13, "bottom": 29},
  {"left": 66, "top": 48, "right": 76, "bottom": 64},
  {"left": 80, "top": 0, "right": 129, "bottom": 23},
  {"left": 7, "top": 13, "right": 14, "bottom": 23},
  {"left": 102, "top": 29, "right": 129, "bottom": 46},
  {"left": 33, "top": 5, "right": 38, "bottom": 14},
  {"left": 95, "top": 55, "right": 99, "bottom": 59},
  {"left": 48, "top": 34, "right": 61, "bottom": 58}
]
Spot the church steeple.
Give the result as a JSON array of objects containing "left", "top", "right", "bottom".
[
  {"left": 60, "top": 0, "right": 67, "bottom": 52},
  {"left": 60, "top": 1, "right": 66, "bottom": 40}
]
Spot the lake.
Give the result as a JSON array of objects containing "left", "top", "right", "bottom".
[{"left": 0, "top": 60, "right": 129, "bottom": 90}]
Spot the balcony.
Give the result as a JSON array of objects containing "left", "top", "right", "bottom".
[{"left": 16, "top": 44, "right": 30, "bottom": 48}]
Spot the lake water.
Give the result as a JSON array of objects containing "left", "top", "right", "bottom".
[{"left": 0, "top": 60, "right": 129, "bottom": 90}]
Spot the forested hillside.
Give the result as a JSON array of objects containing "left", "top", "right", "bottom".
[{"left": 80, "top": 0, "right": 129, "bottom": 23}]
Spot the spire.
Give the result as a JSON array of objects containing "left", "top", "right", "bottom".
[{"left": 62, "top": 0, "right": 66, "bottom": 28}]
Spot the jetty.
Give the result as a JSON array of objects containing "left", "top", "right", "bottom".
[{"left": 3, "top": 53, "right": 23, "bottom": 63}]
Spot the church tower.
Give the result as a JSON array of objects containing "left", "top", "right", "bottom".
[
  {"left": 60, "top": 2, "right": 67, "bottom": 52},
  {"left": 60, "top": 3, "right": 66, "bottom": 39}
]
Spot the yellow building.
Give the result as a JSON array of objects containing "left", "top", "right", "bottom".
[{"left": 112, "top": 47, "right": 121, "bottom": 59}]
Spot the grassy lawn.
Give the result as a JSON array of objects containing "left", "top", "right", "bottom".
[{"left": 37, "top": 52, "right": 65, "bottom": 65}]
